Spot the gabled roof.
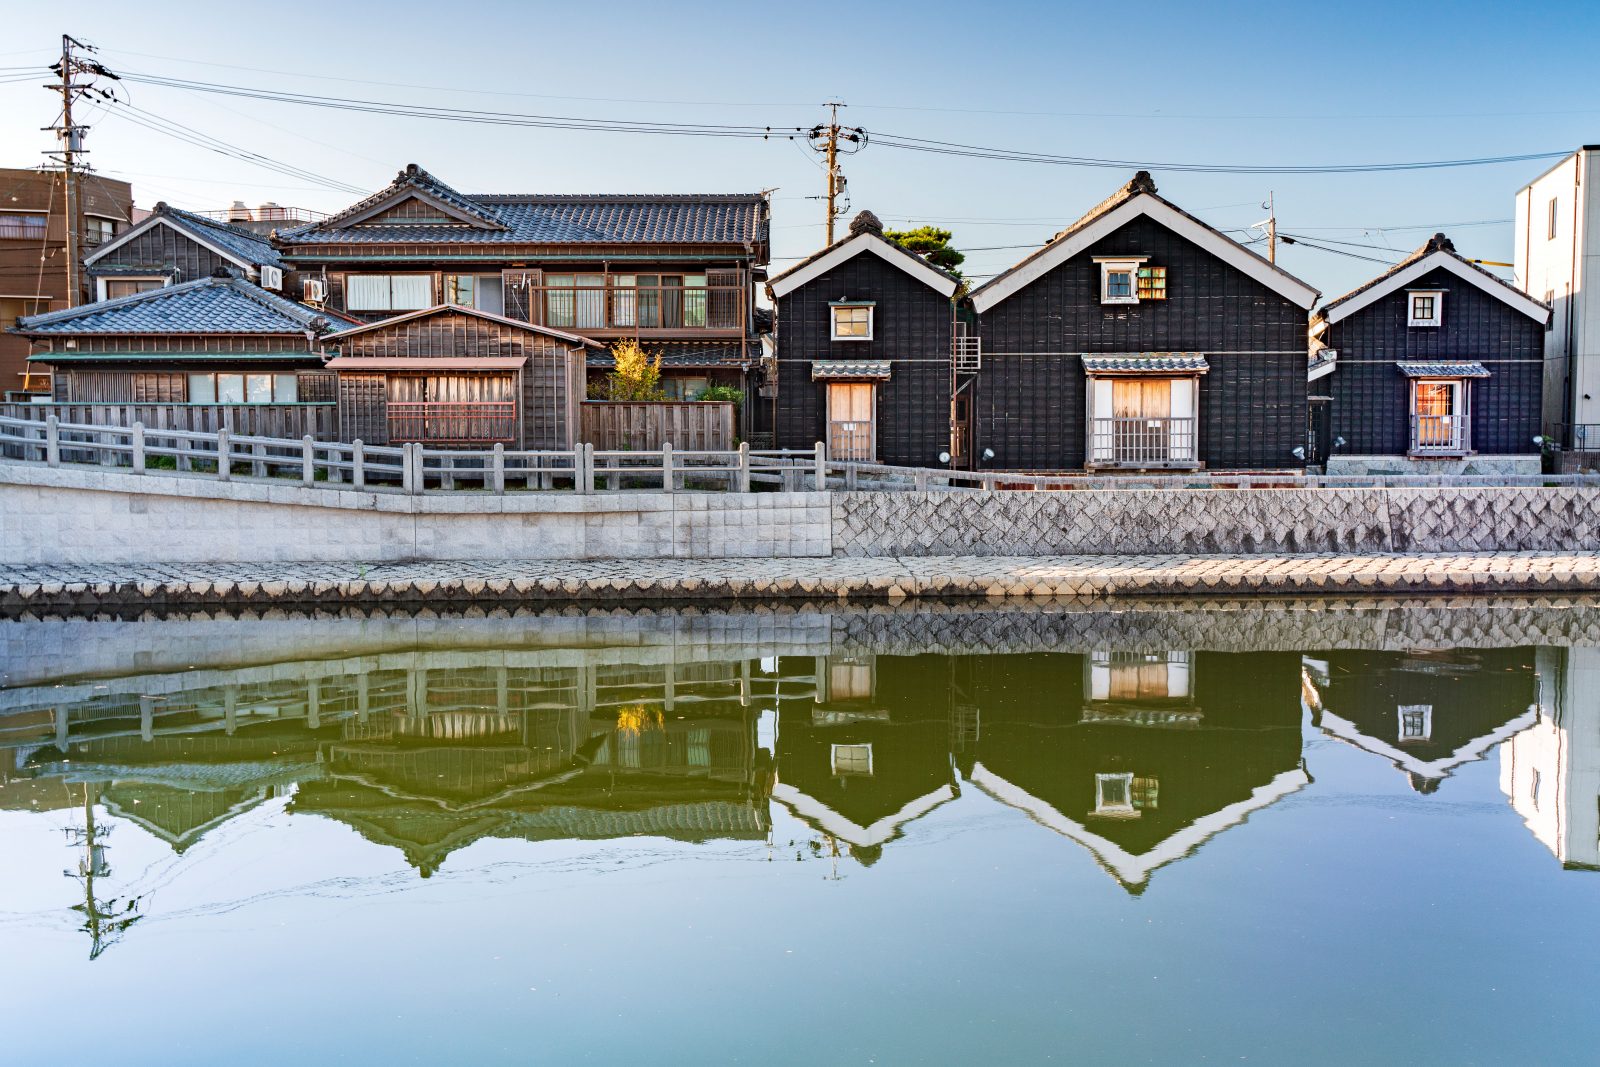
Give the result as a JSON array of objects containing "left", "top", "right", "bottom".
[
  {"left": 970, "top": 171, "right": 1320, "bottom": 312},
  {"left": 1317, "top": 233, "right": 1551, "bottom": 325},
  {"left": 323, "top": 303, "right": 606, "bottom": 347},
  {"left": 83, "top": 202, "right": 282, "bottom": 273},
  {"left": 277, "top": 163, "right": 768, "bottom": 248},
  {"left": 13, "top": 274, "right": 336, "bottom": 336},
  {"left": 768, "top": 210, "right": 961, "bottom": 299}
]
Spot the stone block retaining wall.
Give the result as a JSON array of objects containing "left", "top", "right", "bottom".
[{"left": 5, "top": 463, "right": 1600, "bottom": 567}]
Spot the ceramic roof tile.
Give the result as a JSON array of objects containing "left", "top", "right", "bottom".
[
  {"left": 811, "top": 359, "right": 892, "bottom": 380},
  {"left": 1396, "top": 360, "right": 1491, "bottom": 378},
  {"left": 14, "top": 276, "right": 336, "bottom": 336},
  {"left": 1081, "top": 353, "right": 1210, "bottom": 373}
]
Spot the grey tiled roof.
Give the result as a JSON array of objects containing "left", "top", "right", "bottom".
[
  {"left": 587, "top": 340, "right": 753, "bottom": 369},
  {"left": 14, "top": 276, "right": 337, "bottom": 336},
  {"left": 164, "top": 206, "right": 283, "bottom": 268},
  {"left": 277, "top": 164, "right": 766, "bottom": 247},
  {"left": 812, "top": 358, "right": 892, "bottom": 380},
  {"left": 1081, "top": 353, "right": 1210, "bottom": 373},
  {"left": 1317, "top": 233, "right": 1547, "bottom": 320},
  {"left": 1396, "top": 360, "right": 1491, "bottom": 378}
]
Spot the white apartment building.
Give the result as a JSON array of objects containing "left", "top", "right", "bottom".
[
  {"left": 1514, "top": 146, "right": 1600, "bottom": 444},
  {"left": 1500, "top": 647, "right": 1600, "bottom": 871}
]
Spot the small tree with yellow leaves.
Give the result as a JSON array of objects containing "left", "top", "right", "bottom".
[{"left": 603, "top": 339, "right": 666, "bottom": 401}]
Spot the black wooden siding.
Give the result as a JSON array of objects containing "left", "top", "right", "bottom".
[
  {"left": 92, "top": 223, "right": 247, "bottom": 284},
  {"left": 774, "top": 250, "right": 952, "bottom": 465},
  {"left": 975, "top": 213, "right": 1309, "bottom": 470},
  {"left": 1322, "top": 264, "right": 1545, "bottom": 455}
]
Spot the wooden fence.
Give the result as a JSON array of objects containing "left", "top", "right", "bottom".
[
  {"left": 580, "top": 401, "right": 734, "bottom": 451},
  {"left": 0, "top": 402, "right": 336, "bottom": 439}
]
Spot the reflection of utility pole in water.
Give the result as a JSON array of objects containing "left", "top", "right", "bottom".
[{"left": 63, "top": 784, "right": 141, "bottom": 960}]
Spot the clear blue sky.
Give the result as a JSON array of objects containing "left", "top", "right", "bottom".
[{"left": 3, "top": 0, "right": 1597, "bottom": 297}]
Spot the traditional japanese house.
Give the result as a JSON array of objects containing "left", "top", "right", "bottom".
[
  {"left": 320, "top": 304, "right": 598, "bottom": 448},
  {"left": 271, "top": 164, "right": 769, "bottom": 434},
  {"left": 767, "top": 211, "right": 961, "bottom": 464},
  {"left": 1303, "top": 647, "right": 1540, "bottom": 793},
  {"left": 963, "top": 649, "right": 1307, "bottom": 893},
  {"left": 15, "top": 272, "right": 341, "bottom": 411},
  {"left": 770, "top": 654, "right": 958, "bottom": 863},
  {"left": 1310, "top": 233, "right": 1551, "bottom": 474},
  {"left": 82, "top": 201, "right": 287, "bottom": 302},
  {"left": 967, "top": 171, "right": 1320, "bottom": 472}
]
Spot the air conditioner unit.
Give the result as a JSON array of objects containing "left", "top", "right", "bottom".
[
  {"left": 302, "top": 277, "right": 326, "bottom": 305},
  {"left": 259, "top": 264, "right": 284, "bottom": 291}
]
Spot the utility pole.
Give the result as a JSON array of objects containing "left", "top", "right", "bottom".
[
  {"left": 45, "top": 34, "right": 108, "bottom": 309},
  {"left": 1266, "top": 191, "right": 1277, "bottom": 265},
  {"left": 807, "top": 103, "right": 867, "bottom": 247}
]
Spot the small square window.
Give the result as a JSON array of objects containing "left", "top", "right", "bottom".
[
  {"left": 1398, "top": 704, "right": 1432, "bottom": 742},
  {"left": 1136, "top": 266, "right": 1168, "bottom": 300},
  {"left": 831, "top": 304, "right": 873, "bottom": 340},
  {"left": 1408, "top": 291, "right": 1443, "bottom": 327},
  {"left": 831, "top": 743, "right": 873, "bottom": 776},
  {"left": 1099, "top": 260, "right": 1144, "bottom": 304}
]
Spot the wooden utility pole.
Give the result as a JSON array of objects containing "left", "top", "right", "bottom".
[
  {"left": 47, "top": 34, "right": 92, "bottom": 308},
  {"left": 807, "top": 102, "right": 864, "bottom": 247},
  {"left": 823, "top": 101, "right": 844, "bottom": 245},
  {"left": 1266, "top": 191, "right": 1277, "bottom": 265}
]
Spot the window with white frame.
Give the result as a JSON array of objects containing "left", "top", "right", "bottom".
[
  {"left": 1397, "top": 704, "right": 1432, "bottom": 742},
  {"left": 1408, "top": 290, "right": 1444, "bottom": 327},
  {"left": 831, "top": 303, "right": 873, "bottom": 340},
  {"left": 1093, "top": 773, "right": 1139, "bottom": 817},
  {"left": 98, "top": 276, "right": 168, "bottom": 301},
  {"left": 187, "top": 372, "right": 299, "bottom": 404},
  {"left": 346, "top": 273, "right": 433, "bottom": 311},
  {"left": 831, "top": 743, "right": 873, "bottom": 777},
  {"left": 1098, "top": 258, "right": 1144, "bottom": 304},
  {"left": 1411, "top": 379, "right": 1467, "bottom": 453}
]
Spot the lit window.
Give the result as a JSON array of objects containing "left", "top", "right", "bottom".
[
  {"left": 831, "top": 304, "right": 873, "bottom": 340},
  {"left": 1412, "top": 381, "right": 1465, "bottom": 453},
  {"left": 1398, "top": 704, "right": 1432, "bottom": 742},
  {"left": 1137, "top": 266, "right": 1168, "bottom": 300},
  {"left": 831, "top": 743, "right": 873, "bottom": 776},
  {"left": 1408, "top": 290, "right": 1443, "bottom": 327}
]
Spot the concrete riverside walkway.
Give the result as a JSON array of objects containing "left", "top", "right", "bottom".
[{"left": 4, "top": 551, "right": 1600, "bottom": 609}]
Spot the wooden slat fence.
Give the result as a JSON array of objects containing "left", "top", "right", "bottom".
[
  {"left": 581, "top": 402, "right": 734, "bottom": 451},
  {"left": 0, "top": 402, "right": 336, "bottom": 439}
]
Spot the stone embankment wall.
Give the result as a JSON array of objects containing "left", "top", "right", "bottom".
[{"left": 5, "top": 463, "right": 1600, "bottom": 566}]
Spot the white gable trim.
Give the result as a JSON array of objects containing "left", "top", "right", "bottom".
[
  {"left": 769, "top": 232, "right": 959, "bottom": 299},
  {"left": 84, "top": 215, "right": 259, "bottom": 276},
  {"left": 1322, "top": 251, "right": 1551, "bottom": 325},
  {"left": 971, "top": 195, "right": 1319, "bottom": 312},
  {"left": 770, "top": 781, "right": 957, "bottom": 847}
]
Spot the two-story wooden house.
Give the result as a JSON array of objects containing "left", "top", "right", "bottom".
[
  {"left": 1310, "top": 233, "right": 1551, "bottom": 474},
  {"left": 767, "top": 211, "right": 961, "bottom": 464},
  {"left": 271, "top": 164, "right": 770, "bottom": 443},
  {"left": 82, "top": 201, "right": 286, "bottom": 302},
  {"left": 967, "top": 172, "right": 1320, "bottom": 472}
]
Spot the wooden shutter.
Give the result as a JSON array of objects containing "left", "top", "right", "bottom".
[
  {"left": 337, "top": 373, "right": 388, "bottom": 444},
  {"left": 706, "top": 268, "right": 743, "bottom": 330}
]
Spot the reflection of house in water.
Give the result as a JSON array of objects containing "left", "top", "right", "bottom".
[
  {"left": 1304, "top": 648, "right": 1541, "bottom": 792},
  {"left": 0, "top": 656, "right": 772, "bottom": 880},
  {"left": 293, "top": 662, "right": 771, "bottom": 875},
  {"left": 1501, "top": 648, "right": 1600, "bottom": 871},
  {"left": 962, "top": 651, "right": 1308, "bottom": 892},
  {"left": 770, "top": 655, "right": 957, "bottom": 864}
]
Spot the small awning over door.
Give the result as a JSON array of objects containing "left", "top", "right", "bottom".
[
  {"left": 325, "top": 356, "right": 529, "bottom": 370},
  {"left": 812, "top": 359, "right": 891, "bottom": 381},
  {"left": 1396, "top": 361, "right": 1490, "bottom": 378},
  {"left": 1081, "top": 353, "right": 1209, "bottom": 375}
]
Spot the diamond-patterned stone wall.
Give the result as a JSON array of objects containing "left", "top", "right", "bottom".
[{"left": 832, "top": 487, "right": 1600, "bottom": 557}]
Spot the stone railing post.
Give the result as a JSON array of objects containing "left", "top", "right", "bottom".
[
  {"left": 577, "top": 443, "right": 593, "bottom": 495},
  {"left": 131, "top": 422, "right": 145, "bottom": 474},
  {"left": 813, "top": 441, "right": 827, "bottom": 491},
  {"left": 492, "top": 442, "right": 506, "bottom": 495},
  {"left": 352, "top": 440, "right": 365, "bottom": 489},
  {"left": 302, "top": 435, "right": 316, "bottom": 487},
  {"left": 737, "top": 441, "right": 751, "bottom": 493},
  {"left": 662, "top": 442, "right": 675, "bottom": 494},
  {"left": 44, "top": 415, "right": 59, "bottom": 468},
  {"left": 216, "top": 427, "right": 231, "bottom": 482}
]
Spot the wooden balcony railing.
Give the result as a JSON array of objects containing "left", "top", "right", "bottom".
[
  {"left": 1089, "top": 416, "right": 1198, "bottom": 468},
  {"left": 530, "top": 281, "right": 746, "bottom": 334},
  {"left": 1410, "top": 414, "right": 1469, "bottom": 455},
  {"left": 387, "top": 401, "right": 518, "bottom": 445}
]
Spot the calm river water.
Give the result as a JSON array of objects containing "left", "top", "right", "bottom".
[{"left": 2, "top": 599, "right": 1598, "bottom": 1065}]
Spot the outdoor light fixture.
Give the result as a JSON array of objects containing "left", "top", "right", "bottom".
[
  {"left": 982, "top": 448, "right": 995, "bottom": 461},
  {"left": 1292, "top": 446, "right": 1306, "bottom": 460},
  {"left": 938, "top": 451, "right": 951, "bottom": 463},
  {"left": 1334, "top": 436, "right": 1347, "bottom": 449}
]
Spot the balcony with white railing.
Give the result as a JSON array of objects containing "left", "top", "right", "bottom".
[
  {"left": 1088, "top": 417, "right": 1199, "bottom": 470},
  {"left": 1409, "top": 414, "right": 1469, "bottom": 456}
]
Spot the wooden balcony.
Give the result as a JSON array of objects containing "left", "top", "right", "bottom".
[
  {"left": 1088, "top": 416, "right": 1199, "bottom": 470},
  {"left": 387, "top": 401, "right": 517, "bottom": 445},
  {"left": 530, "top": 280, "right": 746, "bottom": 337}
]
